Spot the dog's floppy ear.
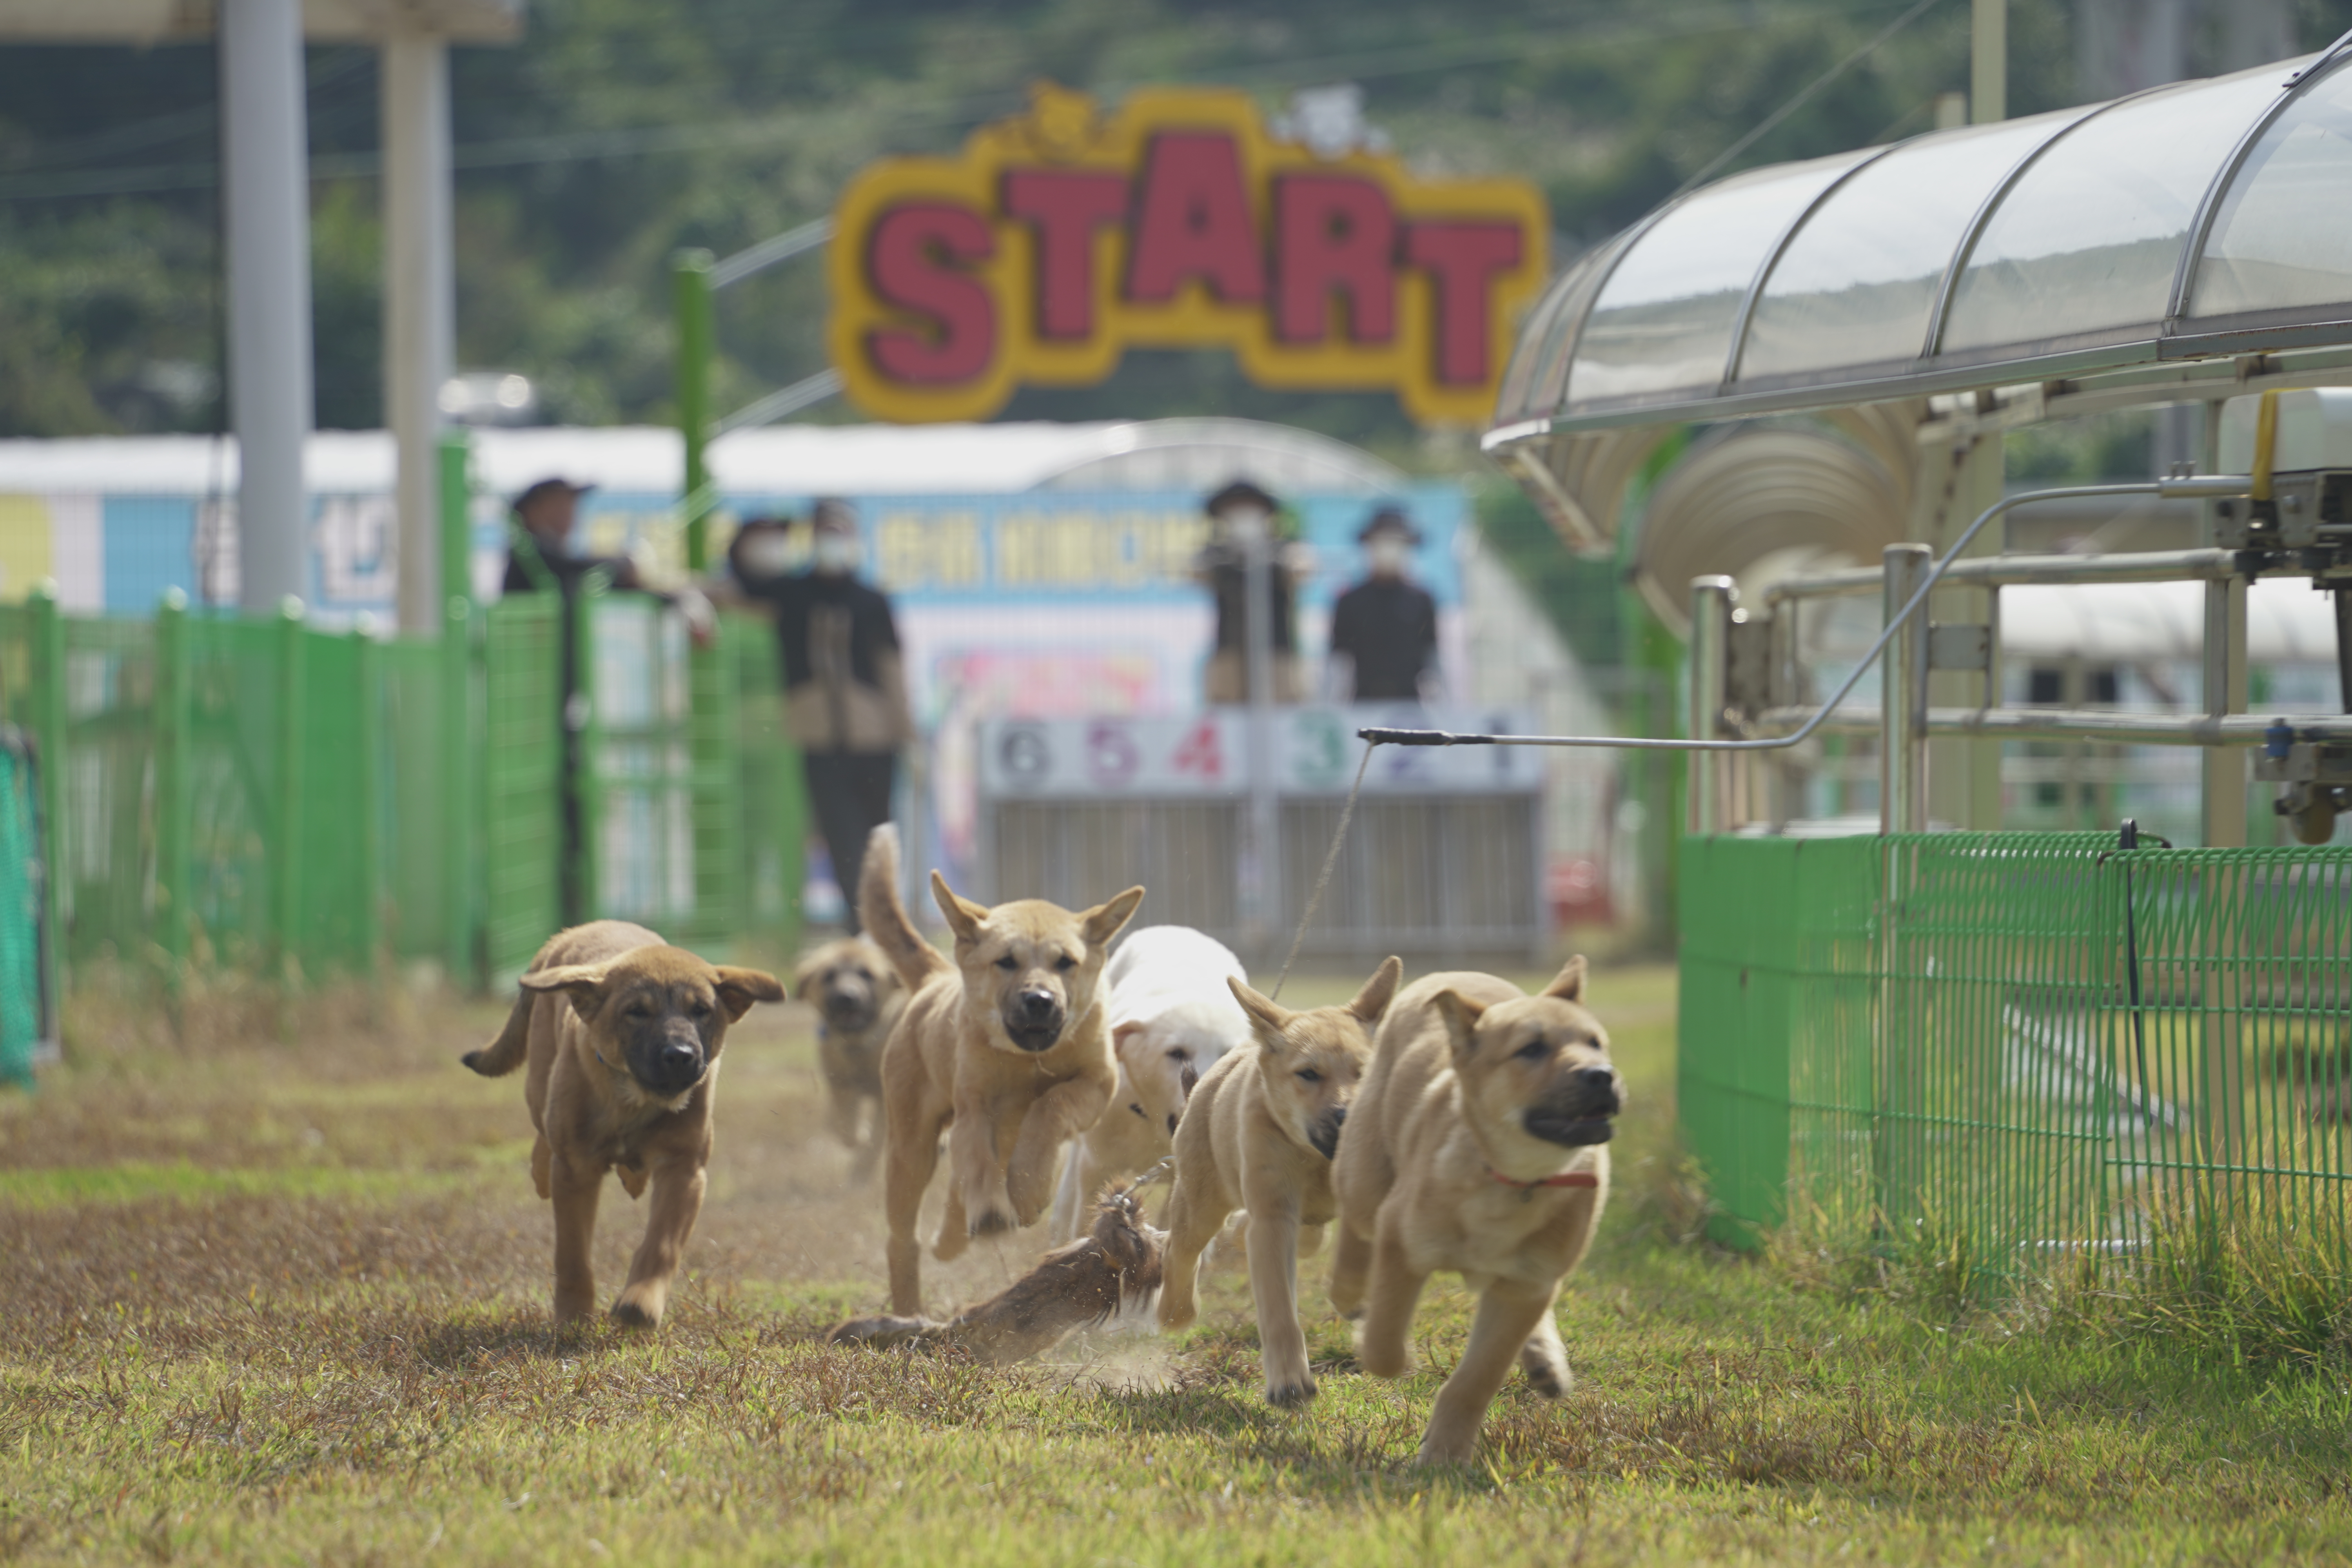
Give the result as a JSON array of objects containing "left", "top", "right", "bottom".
[
  {"left": 1081, "top": 886, "right": 1146, "bottom": 947},
  {"left": 791, "top": 948, "right": 829, "bottom": 1002},
  {"left": 518, "top": 960, "right": 615, "bottom": 1017},
  {"left": 1541, "top": 954, "right": 1588, "bottom": 1004},
  {"left": 1347, "top": 956, "right": 1405, "bottom": 1025},
  {"left": 931, "top": 871, "right": 988, "bottom": 944},
  {"left": 1227, "top": 976, "right": 1292, "bottom": 1051},
  {"left": 1431, "top": 988, "right": 1488, "bottom": 1063},
  {"left": 713, "top": 965, "right": 786, "bottom": 1022}
]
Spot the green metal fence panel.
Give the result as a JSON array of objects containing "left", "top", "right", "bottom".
[
  {"left": 382, "top": 636, "right": 450, "bottom": 960},
  {"left": 181, "top": 615, "right": 284, "bottom": 968},
  {"left": 1680, "top": 832, "right": 2352, "bottom": 1279},
  {"left": 0, "top": 735, "right": 41, "bottom": 1087},
  {"left": 56, "top": 615, "right": 157, "bottom": 967},
  {"left": 728, "top": 613, "right": 804, "bottom": 951},
  {"left": 483, "top": 593, "right": 563, "bottom": 983},
  {"left": 291, "top": 628, "right": 374, "bottom": 973},
  {"left": 584, "top": 593, "right": 693, "bottom": 936}
]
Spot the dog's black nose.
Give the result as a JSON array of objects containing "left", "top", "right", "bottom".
[
  {"left": 661, "top": 1042, "right": 700, "bottom": 1074},
  {"left": 1014, "top": 989, "right": 1057, "bottom": 1022},
  {"left": 1179, "top": 1063, "right": 1199, "bottom": 1097}
]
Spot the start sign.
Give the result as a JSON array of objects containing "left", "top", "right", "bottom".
[{"left": 826, "top": 83, "right": 1549, "bottom": 426}]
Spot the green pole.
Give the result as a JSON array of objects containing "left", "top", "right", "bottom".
[
  {"left": 274, "top": 597, "right": 307, "bottom": 990},
  {"left": 154, "top": 589, "right": 194, "bottom": 976},
  {"left": 352, "top": 624, "right": 383, "bottom": 970},
  {"left": 572, "top": 573, "right": 608, "bottom": 921},
  {"left": 27, "top": 585, "right": 67, "bottom": 1005},
  {"left": 437, "top": 430, "right": 478, "bottom": 990},
  {"left": 674, "top": 249, "right": 716, "bottom": 575}
]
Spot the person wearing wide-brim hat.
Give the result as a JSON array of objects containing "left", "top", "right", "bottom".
[
  {"left": 1194, "top": 478, "right": 1309, "bottom": 705},
  {"left": 1328, "top": 505, "right": 1437, "bottom": 702}
]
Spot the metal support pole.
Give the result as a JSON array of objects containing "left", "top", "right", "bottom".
[
  {"left": 274, "top": 597, "right": 307, "bottom": 986},
  {"left": 219, "top": 0, "right": 315, "bottom": 614},
  {"left": 1971, "top": 0, "right": 2006, "bottom": 123},
  {"left": 673, "top": 250, "right": 717, "bottom": 574},
  {"left": 438, "top": 430, "right": 475, "bottom": 988},
  {"left": 352, "top": 624, "right": 382, "bottom": 966},
  {"left": 382, "top": 30, "right": 453, "bottom": 635},
  {"left": 154, "top": 590, "right": 194, "bottom": 972},
  {"left": 1881, "top": 544, "right": 1931, "bottom": 834},
  {"left": 1241, "top": 513, "right": 1281, "bottom": 956},
  {"left": 1687, "top": 575, "right": 1735, "bottom": 837}
]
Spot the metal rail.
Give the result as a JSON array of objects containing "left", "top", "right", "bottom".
[
  {"left": 1359, "top": 476, "right": 2252, "bottom": 757},
  {"left": 1752, "top": 707, "right": 2352, "bottom": 746}
]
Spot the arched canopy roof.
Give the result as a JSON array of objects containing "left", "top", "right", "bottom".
[{"left": 1488, "top": 44, "right": 2352, "bottom": 452}]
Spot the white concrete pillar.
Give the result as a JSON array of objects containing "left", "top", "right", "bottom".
[
  {"left": 219, "top": 0, "right": 315, "bottom": 614},
  {"left": 382, "top": 31, "right": 454, "bottom": 634}
]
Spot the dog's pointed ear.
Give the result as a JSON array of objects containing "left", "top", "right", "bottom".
[
  {"left": 931, "top": 871, "right": 987, "bottom": 943},
  {"left": 518, "top": 960, "right": 615, "bottom": 1017},
  {"left": 1431, "top": 988, "right": 1488, "bottom": 1063},
  {"left": 1227, "top": 976, "right": 1291, "bottom": 1051},
  {"left": 713, "top": 965, "right": 786, "bottom": 1022},
  {"left": 1347, "top": 956, "right": 1405, "bottom": 1025},
  {"left": 1541, "top": 954, "right": 1589, "bottom": 1004},
  {"left": 1082, "top": 886, "right": 1145, "bottom": 947}
]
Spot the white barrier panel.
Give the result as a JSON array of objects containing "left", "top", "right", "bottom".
[{"left": 976, "top": 707, "right": 1539, "bottom": 799}]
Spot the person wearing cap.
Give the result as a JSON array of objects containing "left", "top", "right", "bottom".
[
  {"left": 1194, "top": 479, "right": 1307, "bottom": 705},
  {"left": 503, "top": 477, "right": 713, "bottom": 923},
  {"left": 1328, "top": 507, "right": 1438, "bottom": 702},
  {"left": 730, "top": 500, "right": 912, "bottom": 933}
]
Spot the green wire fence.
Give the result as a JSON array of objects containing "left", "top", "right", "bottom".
[
  {"left": 0, "top": 579, "right": 805, "bottom": 1027},
  {"left": 1680, "top": 832, "right": 2352, "bottom": 1280}
]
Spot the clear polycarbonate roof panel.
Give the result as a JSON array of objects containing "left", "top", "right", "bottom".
[
  {"left": 1495, "top": 259, "right": 1587, "bottom": 424},
  {"left": 1940, "top": 61, "right": 2300, "bottom": 354},
  {"left": 2190, "top": 57, "right": 2352, "bottom": 320},
  {"left": 1566, "top": 149, "right": 1873, "bottom": 405},
  {"left": 1737, "top": 110, "right": 2087, "bottom": 381}
]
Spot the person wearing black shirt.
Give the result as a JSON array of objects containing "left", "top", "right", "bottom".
[
  {"left": 1194, "top": 479, "right": 1307, "bottom": 704},
  {"left": 1328, "top": 507, "right": 1438, "bottom": 703},
  {"left": 729, "top": 501, "right": 913, "bottom": 932}
]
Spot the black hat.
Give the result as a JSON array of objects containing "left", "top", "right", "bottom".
[
  {"left": 1357, "top": 507, "right": 1422, "bottom": 545},
  {"left": 1205, "top": 479, "right": 1279, "bottom": 517},
  {"left": 512, "top": 477, "right": 595, "bottom": 511},
  {"left": 810, "top": 497, "right": 858, "bottom": 533}
]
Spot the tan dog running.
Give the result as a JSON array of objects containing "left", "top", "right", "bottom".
[
  {"left": 792, "top": 936, "right": 906, "bottom": 1179},
  {"left": 1330, "top": 957, "right": 1622, "bottom": 1464},
  {"left": 859, "top": 824, "right": 1144, "bottom": 1315},
  {"left": 1156, "top": 958, "right": 1402, "bottom": 1407},
  {"left": 463, "top": 921, "right": 785, "bottom": 1327}
]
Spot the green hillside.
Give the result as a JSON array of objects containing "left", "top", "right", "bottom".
[{"left": 0, "top": 0, "right": 2341, "bottom": 449}]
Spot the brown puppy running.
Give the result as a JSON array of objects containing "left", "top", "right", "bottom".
[
  {"left": 1155, "top": 958, "right": 1403, "bottom": 1407},
  {"left": 1330, "top": 957, "right": 1622, "bottom": 1464},
  {"left": 859, "top": 824, "right": 1144, "bottom": 1315},
  {"left": 792, "top": 936, "right": 906, "bottom": 1178},
  {"left": 463, "top": 921, "right": 785, "bottom": 1327}
]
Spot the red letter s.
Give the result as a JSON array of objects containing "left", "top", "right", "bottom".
[{"left": 865, "top": 203, "right": 996, "bottom": 385}]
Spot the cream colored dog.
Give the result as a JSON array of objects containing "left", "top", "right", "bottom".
[
  {"left": 1047, "top": 925, "right": 1252, "bottom": 1244},
  {"left": 1330, "top": 957, "right": 1621, "bottom": 1465},
  {"left": 859, "top": 824, "right": 1144, "bottom": 1315},
  {"left": 1155, "top": 958, "right": 1402, "bottom": 1406}
]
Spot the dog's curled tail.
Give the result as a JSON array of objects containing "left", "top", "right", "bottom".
[
  {"left": 462, "top": 987, "right": 533, "bottom": 1077},
  {"left": 859, "top": 823, "right": 949, "bottom": 990}
]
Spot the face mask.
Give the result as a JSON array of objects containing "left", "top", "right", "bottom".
[
  {"left": 812, "top": 532, "right": 861, "bottom": 574},
  {"left": 736, "top": 535, "right": 794, "bottom": 579},
  {"left": 1368, "top": 537, "right": 1412, "bottom": 575},
  {"left": 1217, "top": 505, "right": 1270, "bottom": 545}
]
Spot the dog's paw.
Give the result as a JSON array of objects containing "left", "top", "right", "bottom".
[
  {"left": 1264, "top": 1376, "right": 1318, "bottom": 1409},
  {"left": 1156, "top": 1297, "right": 1196, "bottom": 1333},
  {"left": 609, "top": 1296, "right": 663, "bottom": 1330},
  {"left": 968, "top": 1206, "right": 1018, "bottom": 1238},
  {"left": 1522, "top": 1359, "right": 1572, "bottom": 1399}
]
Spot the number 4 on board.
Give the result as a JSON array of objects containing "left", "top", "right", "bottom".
[{"left": 1170, "top": 719, "right": 1223, "bottom": 780}]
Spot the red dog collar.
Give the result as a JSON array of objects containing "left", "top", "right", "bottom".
[{"left": 1492, "top": 1168, "right": 1599, "bottom": 1194}]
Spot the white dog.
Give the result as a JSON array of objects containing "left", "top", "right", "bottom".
[{"left": 1049, "top": 926, "right": 1252, "bottom": 1243}]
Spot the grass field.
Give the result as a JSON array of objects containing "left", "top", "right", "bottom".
[{"left": 4, "top": 961, "right": 2350, "bottom": 1565}]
